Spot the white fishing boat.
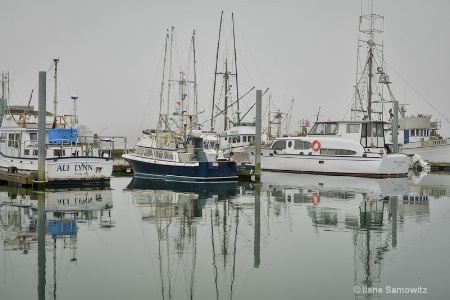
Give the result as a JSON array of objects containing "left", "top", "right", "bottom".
[
  {"left": 394, "top": 114, "right": 450, "bottom": 163},
  {"left": 250, "top": 120, "right": 410, "bottom": 178},
  {"left": 348, "top": 4, "right": 448, "bottom": 164},
  {"left": 123, "top": 29, "right": 237, "bottom": 181},
  {"left": 0, "top": 60, "right": 113, "bottom": 185}
]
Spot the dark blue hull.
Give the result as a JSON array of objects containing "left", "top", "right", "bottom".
[{"left": 124, "top": 157, "right": 238, "bottom": 181}]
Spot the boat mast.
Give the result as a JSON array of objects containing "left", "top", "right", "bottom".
[
  {"left": 224, "top": 59, "right": 229, "bottom": 131},
  {"left": 211, "top": 11, "right": 223, "bottom": 130},
  {"left": 1, "top": 71, "right": 9, "bottom": 119},
  {"left": 192, "top": 30, "right": 199, "bottom": 130},
  {"left": 166, "top": 26, "right": 174, "bottom": 131},
  {"left": 232, "top": 13, "right": 240, "bottom": 126},
  {"left": 53, "top": 58, "right": 59, "bottom": 128},
  {"left": 367, "top": 46, "right": 373, "bottom": 120},
  {"left": 159, "top": 31, "right": 169, "bottom": 129},
  {"left": 359, "top": 0, "right": 383, "bottom": 121}
]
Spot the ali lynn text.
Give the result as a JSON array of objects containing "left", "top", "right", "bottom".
[{"left": 56, "top": 164, "right": 94, "bottom": 172}]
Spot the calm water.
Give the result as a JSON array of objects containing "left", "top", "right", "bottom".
[{"left": 1, "top": 172, "right": 449, "bottom": 300}]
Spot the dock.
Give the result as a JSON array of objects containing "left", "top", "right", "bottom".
[
  {"left": 429, "top": 162, "right": 450, "bottom": 172},
  {"left": 0, "top": 168, "right": 36, "bottom": 187},
  {"left": 0, "top": 162, "right": 133, "bottom": 188}
]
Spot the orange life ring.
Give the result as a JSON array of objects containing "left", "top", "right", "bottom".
[
  {"left": 310, "top": 192, "right": 320, "bottom": 206},
  {"left": 311, "top": 140, "right": 321, "bottom": 152}
]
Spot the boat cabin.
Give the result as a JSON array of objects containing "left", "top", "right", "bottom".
[{"left": 308, "top": 121, "right": 387, "bottom": 151}]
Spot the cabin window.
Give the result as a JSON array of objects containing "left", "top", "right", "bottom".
[
  {"left": 25, "top": 150, "right": 30, "bottom": 155},
  {"left": 164, "top": 152, "right": 174, "bottom": 161},
  {"left": 155, "top": 150, "right": 163, "bottom": 159},
  {"left": 271, "top": 140, "right": 286, "bottom": 150},
  {"left": 320, "top": 148, "right": 356, "bottom": 155},
  {"left": 8, "top": 133, "right": 20, "bottom": 148},
  {"left": 135, "top": 147, "right": 145, "bottom": 156},
  {"left": 309, "top": 122, "right": 338, "bottom": 135},
  {"left": 243, "top": 136, "right": 247, "bottom": 142},
  {"left": 30, "top": 133, "right": 37, "bottom": 141},
  {"left": 0, "top": 133, "right": 6, "bottom": 143},
  {"left": 377, "top": 123, "right": 384, "bottom": 137},
  {"left": 54, "top": 149, "right": 66, "bottom": 157},
  {"left": 294, "top": 140, "right": 311, "bottom": 150},
  {"left": 364, "top": 122, "right": 384, "bottom": 137},
  {"left": 346, "top": 124, "right": 360, "bottom": 133}
]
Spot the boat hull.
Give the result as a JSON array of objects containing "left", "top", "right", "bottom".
[
  {"left": 123, "top": 155, "right": 238, "bottom": 181},
  {"left": 0, "top": 153, "right": 113, "bottom": 184},
  {"left": 256, "top": 151, "right": 410, "bottom": 178}
]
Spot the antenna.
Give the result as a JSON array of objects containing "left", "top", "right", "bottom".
[{"left": 71, "top": 94, "right": 78, "bottom": 128}]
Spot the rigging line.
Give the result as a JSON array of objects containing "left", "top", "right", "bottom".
[
  {"left": 213, "top": 87, "right": 255, "bottom": 121},
  {"left": 384, "top": 60, "right": 450, "bottom": 125},
  {"left": 58, "top": 65, "right": 73, "bottom": 100},
  {"left": 139, "top": 46, "right": 166, "bottom": 132},
  {"left": 239, "top": 88, "right": 269, "bottom": 121},
  {"left": 235, "top": 21, "right": 269, "bottom": 89}
]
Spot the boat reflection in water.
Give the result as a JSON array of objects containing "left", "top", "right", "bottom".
[
  {"left": 262, "top": 172, "right": 433, "bottom": 299},
  {"left": 124, "top": 171, "right": 439, "bottom": 299},
  {"left": 1, "top": 186, "right": 113, "bottom": 251},
  {"left": 126, "top": 177, "right": 240, "bottom": 217},
  {"left": 125, "top": 177, "right": 257, "bottom": 300},
  {"left": 0, "top": 186, "right": 113, "bottom": 299}
]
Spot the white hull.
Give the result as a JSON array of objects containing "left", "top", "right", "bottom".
[
  {"left": 256, "top": 150, "right": 410, "bottom": 178},
  {"left": 0, "top": 154, "right": 113, "bottom": 182}
]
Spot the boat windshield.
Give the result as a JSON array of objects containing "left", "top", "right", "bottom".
[
  {"left": 204, "top": 141, "right": 217, "bottom": 149},
  {"left": 309, "top": 123, "right": 338, "bottom": 135}
]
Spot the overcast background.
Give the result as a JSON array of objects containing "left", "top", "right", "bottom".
[{"left": 2, "top": 0, "right": 449, "bottom": 145}]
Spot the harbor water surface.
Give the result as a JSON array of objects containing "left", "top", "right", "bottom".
[{"left": 1, "top": 172, "right": 449, "bottom": 300}]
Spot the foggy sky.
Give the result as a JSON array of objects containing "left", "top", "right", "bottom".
[{"left": 2, "top": 0, "right": 450, "bottom": 145}]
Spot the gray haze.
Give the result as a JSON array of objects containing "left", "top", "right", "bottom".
[{"left": 2, "top": 0, "right": 450, "bottom": 144}]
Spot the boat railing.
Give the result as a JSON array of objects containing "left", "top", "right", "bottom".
[{"left": 48, "top": 138, "right": 77, "bottom": 145}]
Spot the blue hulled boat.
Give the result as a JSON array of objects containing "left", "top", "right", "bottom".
[{"left": 123, "top": 28, "right": 237, "bottom": 182}]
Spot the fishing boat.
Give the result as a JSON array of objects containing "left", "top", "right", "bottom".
[
  {"left": 122, "top": 29, "right": 237, "bottom": 181},
  {"left": 393, "top": 114, "right": 450, "bottom": 163},
  {"left": 0, "top": 60, "right": 113, "bottom": 185},
  {"left": 348, "top": 4, "right": 448, "bottom": 164},
  {"left": 250, "top": 120, "right": 410, "bottom": 178},
  {"left": 208, "top": 12, "right": 275, "bottom": 163}
]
